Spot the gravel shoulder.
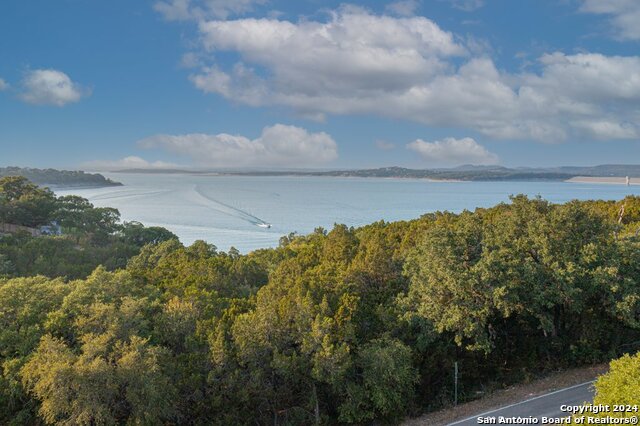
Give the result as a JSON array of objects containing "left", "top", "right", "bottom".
[{"left": 403, "top": 363, "right": 609, "bottom": 426}]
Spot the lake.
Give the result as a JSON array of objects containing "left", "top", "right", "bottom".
[{"left": 55, "top": 173, "right": 640, "bottom": 252}]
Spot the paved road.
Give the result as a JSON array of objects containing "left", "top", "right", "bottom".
[{"left": 448, "top": 381, "right": 595, "bottom": 425}]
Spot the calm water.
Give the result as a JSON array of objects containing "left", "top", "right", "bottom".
[{"left": 55, "top": 173, "right": 640, "bottom": 252}]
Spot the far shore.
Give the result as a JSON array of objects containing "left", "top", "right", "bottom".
[
  {"left": 566, "top": 176, "right": 639, "bottom": 185},
  {"left": 194, "top": 172, "right": 466, "bottom": 182}
]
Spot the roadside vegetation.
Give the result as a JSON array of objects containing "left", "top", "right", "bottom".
[
  {"left": 1, "top": 175, "right": 639, "bottom": 424},
  {"left": 592, "top": 352, "right": 640, "bottom": 416}
]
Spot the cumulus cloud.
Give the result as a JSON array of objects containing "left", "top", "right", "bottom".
[
  {"left": 407, "top": 137, "right": 499, "bottom": 166},
  {"left": 137, "top": 124, "right": 338, "bottom": 168},
  {"left": 183, "top": 7, "right": 640, "bottom": 143},
  {"left": 532, "top": 53, "right": 640, "bottom": 102},
  {"left": 83, "top": 156, "right": 179, "bottom": 171},
  {"left": 19, "top": 69, "right": 88, "bottom": 106},
  {"left": 580, "top": 0, "right": 640, "bottom": 41},
  {"left": 190, "top": 63, "right": 267, "bottom": 106},
  {"left": 0, "top": 78, "right": 8, "bottom": 91},
  {"left": 385, "top": 0, "right": 420, "bottom": 17},
  {"left": 196, "top": 7, "right": 466, "bottom": 96},
  {"left": 571, "top": 120, "right": 639, "bottom": 140},
  {"left": 154, "top": 0, "right": 266, "bottom": 21}
]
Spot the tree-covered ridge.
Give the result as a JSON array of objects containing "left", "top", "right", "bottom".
[
  {"left": 117, "top": 163, "right": 640, "bottom": 181},
  {"left": 1, "top": 178, "right": 640, "bottom": 424},
  {"left": 0, "top": 176, "right": 178, "bottom": 279},
  {"left": 225, "top": 166, "right": 577, "bottom": 181},
  {"left": 0, "top": 167, "right": 122, "bottom": 187}
]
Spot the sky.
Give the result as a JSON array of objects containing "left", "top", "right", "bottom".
[{"left": 1, "top": 0, "right": 639, "bottom": 170}]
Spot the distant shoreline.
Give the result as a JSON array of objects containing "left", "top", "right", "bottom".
[
  {"left": 111, "top": 168, "right": 574, "bottom": 182},
  {"left": 115, "top": 171, "right": 467, "bottom": 183},
  {"left": 1, "top": 167, "right": 122, "bottom": 188},
  {"left": 109, "top": 165, "right": 640, "bottom": 184},
  {"left": 566, "top": 176, "right": 639, "bottom": 185}
]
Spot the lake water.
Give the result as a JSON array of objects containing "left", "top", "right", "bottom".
[{"left": 55, "top": 173, "right": 640, "bottom": 252}]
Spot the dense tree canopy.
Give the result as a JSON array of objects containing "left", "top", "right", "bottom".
[
  {"left": 0, "top": 176, "right": 57, "bottom": 227},
  {"left": 593, "top": 352, "right": 640, "bottom": 409},
  {"left": 0, "top": 167, "right": 121, "bottom": 187},
  {"left": 2, "top": 181, "right": 640, "bottom": 424},
  {"left": 0, "top": 176, "right": 178, "bottom": 280}
]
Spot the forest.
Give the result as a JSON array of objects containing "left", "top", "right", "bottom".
[
  {"left": 1, "top": 175, "right": 639, "bottom": 425},
  {"left": 0, "top": 167, "right": 122, "bottom": 188}
]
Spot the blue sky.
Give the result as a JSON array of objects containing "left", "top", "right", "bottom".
[{"left": 1, "top": 0, "right": 639, "bottom": 170}]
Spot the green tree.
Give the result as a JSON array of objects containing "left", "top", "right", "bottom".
[
  {"left": 0, "top": 176, "right": 56, "bottom": 227},
  {"left": 21, "top": 334, "right": 176, "bottom": 425},
  {"left": 590, "top": 351, "right": 640, "bottom": 417},
  {"left": 0, "top": 276, "right": 72, "bottom": 424},
  {"left": 403, "top": 211, "right": 489, "bottom": 350},
  {"left": 338, "top": 337, "right": 417, "bottom": 423},
  {"left": 120, "top": 221, "right": 178, "bottom": 247}
]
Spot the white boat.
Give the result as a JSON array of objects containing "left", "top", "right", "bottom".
[{"left": 257, "top": 223, "right": 271, "bottom": 229}]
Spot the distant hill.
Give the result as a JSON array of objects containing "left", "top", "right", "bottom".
[
  {"left": 551, "top": 165, "right": 640, "bottom": 177},
  {"left": 308, "top": 167, "right": 574, "bottom": 181},
  {"left": 0, "top": 167, "right": 122, "bottom": 188},
  {"left": 112, "top": 164, "right": 640, "bottom": 181},
  {"left": 114, "top": 166, "right": 580, "bottom": 181}
]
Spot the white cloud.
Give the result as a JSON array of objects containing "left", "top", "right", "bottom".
[
  {"left": 407, "top": 137, "right": 499, "bottom": 166},
  {"left": 531, "top": 53, "right": 640, "bottom": 102},
  {"left": 571, "top": 120, "right": 638, "bottom": 140},
  {"left": 83, "top": 156, "right": 179, "bottom": 171},
  {"left": 0, "top": 78, "right": 8, "bottom": 91},
  {"left": 184, "top": 7, "right": 640, "bottom": 143},
  {"left": 155, "top": 0, "right": 191, "bottom": 20},
  {"left": 385, "top": 0, "right": 420, "bottom": 17},
  {"left": 137, "top": 124, "right": 338, "bottom": 168},
  {"left": 20, "top": 69, "right": 88, "bottom": 106},
  {"left": 196, "top": 8, "right": 467, "bottom": 98},
  {"left": 190, "top": 64, "right": 267, "bottom": 106},
  {"left": 180, "top": 52, "right": 203, "bottom": 68},
  {"left": 154, "top": 0, "right": 266, "bottom": 21},
  {"left": 580, "top": 0, "right": 640, "bottom": 41},
  {"left": 447, "top": 0, "right": 484, "bottom": 12}
]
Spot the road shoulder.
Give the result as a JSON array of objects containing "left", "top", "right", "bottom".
[{"left": 403, "top": 364, "right": 608, "bottom": 426}]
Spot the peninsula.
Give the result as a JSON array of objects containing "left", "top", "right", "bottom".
[{"left": 0, "top": 167, "right": 122, "bottom": 188}]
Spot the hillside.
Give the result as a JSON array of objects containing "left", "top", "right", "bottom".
[
  {"left": 2, "top": 177, "right": 640, "bottom": 424},
  {"left": 0, "top": 167, "right": 122, "bottom": 187},
  {"left": 113, "top": 164, "right": 640, "bottom": 181}
]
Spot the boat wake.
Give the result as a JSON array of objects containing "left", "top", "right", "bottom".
[
  {"left": 89, "top": 189, "right": 172, "bottom": 202},
  {"left": 191, "top": 186, "right": 271, "bottom": 228}
]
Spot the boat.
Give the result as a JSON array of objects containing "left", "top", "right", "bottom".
[{"left": 257, "top": 223, "right": 271, "bottom": 229}]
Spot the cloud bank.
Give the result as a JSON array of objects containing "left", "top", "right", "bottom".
[
  {"left": 407, "top": 137, "right": 498, "bottom": 166},
  {"left": 83, "top": 156, "right": 179, "bottom": 171},
  {"left": 185, "top": 7, "right": 639, "bottom": 143},
  {"left": 137, "top": 124, "right": 338, "bottom": 168},
  {"left": 20, "top": 69, "right": 88, "bottom": 106},
  {"left": 580, "top": 0, "right": 640, "bottom": 41}
]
